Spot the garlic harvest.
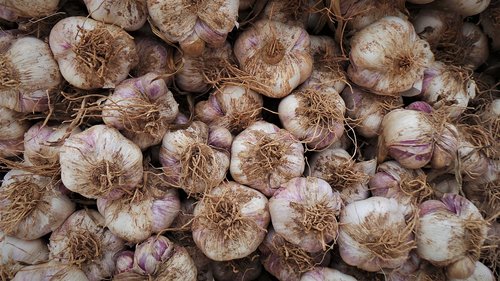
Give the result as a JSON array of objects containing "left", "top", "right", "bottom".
[
  {"left": 192, "top": 181, "right": 270, "bottom": 261},
  {"left": 0, "top": 107, "right": 29, "bottom": 158},
  {"left": 83, "top": 0, "right": 148, "bottom": 31},
  {"left": 59, "top": 125, "right": 143, "bottom": 199},
  {"left": 49, "top": 16, "right": 138, "bottom": 89}
]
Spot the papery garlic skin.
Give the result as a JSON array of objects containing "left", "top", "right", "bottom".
[
  {"left": 234, "top": 20, "right": 313, "bottom": 98},
  {"left": 49, "top": 16, "right": 138, "bottom": 89},
  {"left": 0, "top": 170, "right": 75, "bottom": 240},
  {"left": 455, "top": 137, "right": 489, "bottom": 182},
  {"left": 0, "top": 0, "right": 60, "bottom": 21},
  {"left": 230, "top": 121, "right": 305, "bottom": 196},
  {"left": 147, "top": 0, "right": 239, "bottom": 57},
  {"left": 159, "top": 121, "right": 231, "bottom": 195},
  {"left": 12, "top": 262, "right": 89, "bottom": 281},
  {"left": 49, "top": 209, "right": 126, "bottom": 281},
  {"left": 0, "top": 107, "right": 29, "bottom": 158},
  {"left": 0, "top": 37, "right": 61, "bottom": 112},
  {"left": 192, "top": 181, "right": 270, "bottom": 261},
  {"left": 348, "top": 16, "right": 434, "bottom": 96},
  {"left": 114, "top": 251, "right": 134, "bottom": 274},
  {"left": 300, "top": 267, "right": 358, "bottom": 281},
  {"left": 102, "top": 73, "right": 179, "bottom": 150},
  {"left": 133, "top": 36, "right": 176, "bottom": 81},
  {"left": 270, "top": 177, "right": 342, "bottom": 253},
  {"left": 338, "top": 197, "right": 415, "bottom": 272},
  {"left": 83, "top": 0, "right": 147, "bottom": 31},
  {"left": 59, "top": 125, "right": 144, "bottom": 199},
  {"left": 448, "top": 261, "right": 495, "bottom": 281},
  {"left": 0, "top": 231, "right": 48, "bottom": 267}
]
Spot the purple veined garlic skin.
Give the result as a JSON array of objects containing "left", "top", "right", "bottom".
[
  {"left": 83, "top": 0, "right": 148, "bottom": 31},
  {"left": 0, "top": 106, "right": 30, "bottom": 158},
  {"left": 114, "top": 250, "right": 135, "bottom": 274},
  {"left": 11, "top": 261, "right": 89, "bottom": 281}
]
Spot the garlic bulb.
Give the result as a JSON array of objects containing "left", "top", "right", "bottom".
[
  {"left": 102, "top": 73, "right": 179, "bottom": 150},
  {"left": 1, "top": 231, "right": 49, "bottom": 272},
  {"left": 279, "top": 85, "right": 346, "bottom": 150},
  {"left": 455, "top": 130, "right": 490, "bottom": 182},
  {"left": 416, "top": 194, "right": 488, "bottom": 279},
  {"left": 97, "top": 169, "right": 181, "bottom": 243},
  {"left": 0, "top": 37, "right": 61, "bottom": 112},
  {"left": 195, "top": 84, "right": 263, "bottom": 134},
  {"left": 12, "top": 262, "right": 89, "bottom": 281},
  {"left": 49, "top": 16, "right": 138, "bottom": 89},
  {"left": 160, "top": 122, "right": 231, "bottom": 195},
  {"left": 261, "top": 0, "right": 328, "bottom": 34},
  {"left": 23, "top": 122, "right": 81, "bottom": 166},
  {"left": 458, "top": 23, "right": 489, "bottom": 70},
  {"left": 432, "top": 0, "right": 490, "bottom": 16},
  {"left": 480, "top": 1, "right": 500, "bottom": 51},
  {"left": 338, "top": 197, "right": 415, "bottom": 272},
  {"left": 0, "top": 107, "right": 29, "bottom": 158},
  {"left": 0, "top": 0, "right": 60, "bottom": 21},
  {"left": 341, "top": 86, "right": 403, "bottom": 138},
  {"left": 59, "top": 125, "right": 144, "bottom": 199},
  {"left": 49, "top": 209, "right": 126, "bottom": 281},
  {"left": 114, "top": 251, "right": 134, "bottom": 274},
  {"left": 132, "top": 36, "right": 176, "bottom": 81},
  {"left": 412, "top": 8, "right": 462, "bottom": 47},
  {"left": 147, "top": 0, "right": 239, "bottom": 57},
  {"left": 348, "top": 16, "right": 434, "bottom": 97},
  {"left": 0, "top": 170, "right": 75, "bottom": 240},
  {"left": 269, "top": 177, "right": 342, "bottom": 253},
  {"left": 300, "top": 267, "right": 358, "bottom": 281},
  {"left": 234, "top": 19, "right": 313, "bottom": 98},
  {"left": 192, "top": 181, "right": 269, "bottom": 261},
  {"left": 83, "top": 0, "right": 147, "bottom": 31},
  {"left": 211, "top": 253, "right": 262, "bottom": 281},
  {"left": 448, "top": 261, "right": 495, "bottom": 281},
  {"left": 308, "top": 148, "right": 375, "bottom": 204},
  {"left": 230, "top": 121, "right": 305, "bottom": 196},
  {"left": 340, "top": 0, "right": 407, "bottom": 34}
]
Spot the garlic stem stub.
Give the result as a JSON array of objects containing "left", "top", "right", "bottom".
[
  {"left": 192, "top": 181, "right": 270, "bottom": 261},
  {"left": 234, "top": 19, "right": 313, "bottom": 98},
  {"left": 49, "top": 16, "right": 138, "bottom": 90},
  {"left": 83, "top": 0, "right": 148, "bottom": 31},
  {"left": 230, "top": 120, "right": 305, "bottom": 197},
  {"left": 59, "top": 125, "right": 144, "bottom": 199}
]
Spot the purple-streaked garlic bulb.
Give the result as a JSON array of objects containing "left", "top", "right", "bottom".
[
  {"left": 234, "top": 19, "right": 313, "bottom": 98},
  {"left": 23, "top": 122, "right": 81, "bottom": 166},
  {"left": 147, "top": 0, "right": 239, "bottom": 57},
  {"left": 49, "top": 209, "right": 126, "bottom": 281},
  {"left": 59, "top": 125, "right": 143, "bottom": 199},
  {"left": 102, "top": 73, "right": 179, "bottom": 150},
  {"left": 338, "top": 197, "right": 415, "bottom": 272},
  {"left": 133, "top": 235, "right": 197, "bottom": 280},
  {"left": 0, "top": 0, "right": 60, "bottom": 21},
  {"left": 230, "top": 121, "right": 305, "bottom": 197},
  {"left": 195, "top": 84, "right": 263, "bottom": 134},
  {"left": 114, "top": 251, "right": 134, "bottom": 274},
  {"left": 278, "top": 85, "right": 345, "bottom": 150},
  {"left": 49, "top": 16, "right": 138, "bottom": 89},
  {"left": 97, "top": 169, "right": 181, "bottom": 243},
  {"left": 308, "top": 148, "right": 375, "bottom": 204},
  {"left": 160, "top": 121, "right": 231, "bottom": 195},
  {"left": 348, "top": 16, "right": 434, "bottom": 97},
  {"left": 416, "top": 194, "right": 488, "bottom": 279},
  {"left": 192, "top": 181, "right": 270, "bottom": 261},
  {"left": 132, "top": 36, "right": 176, "bottom": 81},
  {"left": 0, "top": 37, "right": 61, "bottom": 112},
  {"left": 0, "top": 170, "right": 75, "bottom": 240},
  {"left": 12, "top": 262, "right": 89, "bottom": 281},
  {"left": 269, "top": 177, "right": 342, "bottom": 253},
  {"left": 300, "top": 267, "right": 358, "bottom": 281},
  {"left": 0, "top": 107, "right": 29, "bottom": 158},
  {"left": 341, "top": 86, "right": 403, "bottom": 138},
  {"left": 83, "top": 0, "right": 148, "bottom": 31},
  {"left": 211, "top": 253, "right": 262, "bottom": 281},
  {"left": 0, "top": 231, "right": 49, "bottom": 277}
]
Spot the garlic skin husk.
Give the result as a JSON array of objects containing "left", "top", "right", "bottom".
[
  {"left": 0, "top": 0, "right": 60, "bottom": 21},
  {"left": 420, "top": 62, "right": 476, "bottom": 119},
  {"left": 348, "top": 16, "right": 434, "bottom": 97},
  {"left": 278, "top": 85, "right": 346, "bottom": 150},
  {"left": 0, "top": 231, "right": 49, "bottom": 267},
  {"left": 159, "top": 121, "right": 231, "bottom": 195},
  {"left": 230, "top": 121, "right": 305, "bottom": 197},
  {"left": 432, "top": 0, "right": 490, "bottom": 16},
  {"left": 23, "top": 122, "right": 81, "bottom": 166},
  {"left": 49, "top": 16, "right": 138, "bottom": 90},
  {"left": 378, "top": 109, "right": 434, "bottom": 169},
  {"left": 133, "top": 235, "right": 197, "bottom": 280},
  {"left": 341, "top": 86, "right": 403, "bottom": 138},
  {"left": 416, "top": 194, "right": 488, "bottom": 279},
  {"left": 0, "top": 37, "right": 61, "bottom": 112},
  {"left": 0, "top": 106, "right": 29, "bottom": 158},
  {"left": 269, "top": 177, "right": 342, "bottom": 253},
  {"left": 210, "top": 253, "right": 262, "bottom": 281},
  {"left": 0, "top": 170, "right": 75, "bottom": 240},
  {"left": 102, "top": 73, "right": 179, "bottom": 150},
  {"left": 12, "top": 262, "right": 89, "bottom": 281},
  {"left": 308, "top": 148, "right": 374, "bottom": 204},
  {"left": 480, "top": 1, "right": 500, "bottom": 51},
  {"left": 83, "top": 0, "right": 148, "bottom": 31},
  {"left": 338, "top": 197, "right": 415, "bottom": 272},
  {"left": 49, "top": 209, "right": 126, "bottom": 281},
  {"left": 195, "top": 84, "right": 263, "bottom": 134},
  {"left": 300, "top": 267, "right": 358, "bottom": 281},
  {"left": 448, "top": 261, "right": 495, "bottom": 281},
  {"left": 132, "top": 36, "right": 176, "bottom": 82},
  {"left": 192, "top": 181, "right": 270, "bottom": 261},
  {"left": 59, "top": 125, "right": 144, "bottom": 199},
  {"left": 147, "top": 0, "right": 239, "bottom": 57},
  {"left": 234, "top": 19, "right": 313, "bottom": 98}
]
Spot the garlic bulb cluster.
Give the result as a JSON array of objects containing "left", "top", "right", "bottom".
[
  {"left": 49, "top": 16, "right": 138, "bottom": 89},
  {"left": 0, "top": 0, "right": 60, "bottom": 21},
  {"left": 0, "top": 107, "right": 29, "bottom": 158},
  {"left": 0, "top": 37, "right": 61, "bottom": 112},
  {"left": 59, "top": 125, "right": 144, "bottom": 199},
  {"left": 83, "top": 0, "right": 147, "bottom": 31}
]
